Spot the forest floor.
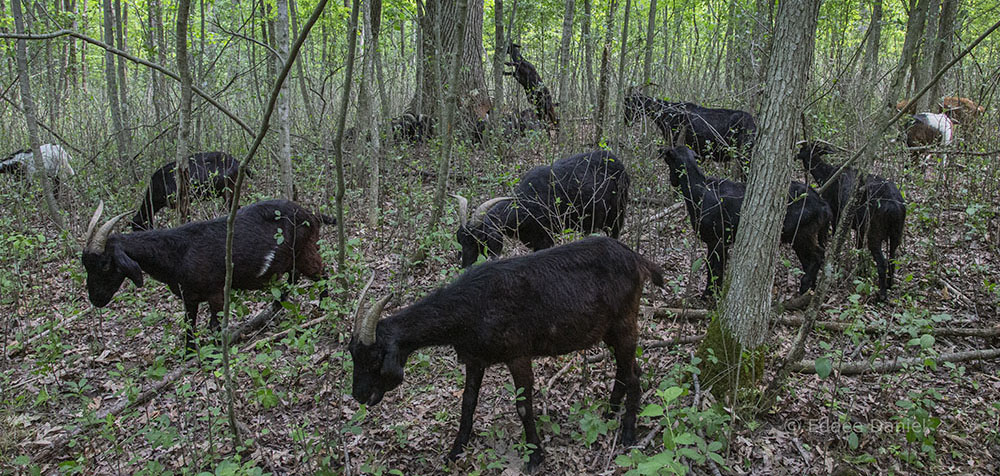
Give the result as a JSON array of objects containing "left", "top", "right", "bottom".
[{"left": 1, "top": 123, "right": 999, "bottom": 475}]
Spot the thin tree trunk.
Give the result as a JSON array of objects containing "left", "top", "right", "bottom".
[
  {"left": 492, "top": 0, "right": 504, "bottom": 118},
  {"left": 333, "top": 0, "right": 362, "bottom": 269},
  {"left": 614, "top": 0, "right": 632, "bottom": 141},
  {"left": 860, "top": 0, "right": 883, "bottom": 85},
  {"left": 102, "top": 0, "right": 127, "bottom": 161},
  {"left": 642, "top": 0, "right": 657, "bottom": 87},
  {"left": 114, "top": 0, "right": 130, "bottom": 151},
  {"left": 276, "top": 0, "right": 293, "bottom": 199},
  {"left": 900, "top": 0, "right": 929, "bottom": 99},
  {"left": 176, "top": 0, "right": 194, "bottom": 224},
  {"left": 556, "top": 0, "right": 575, "bottom": 122},
  {"left": 289, "top": 0, "right": 317, "bottom": 126},
  {"left": 582, "top": 0, "right": 596, "bottom": 106},
  {"left": 719, "top": 0, "right": 820, "bottom": 350},
  {"left": 593, "top": 0, "right": 617, "bottom": 145},
  {"left": 360, "top": 0, "right": 383, "bottom": 228},
  {"left": 11, "top": 0, "right": 65, "bottom": 229}
]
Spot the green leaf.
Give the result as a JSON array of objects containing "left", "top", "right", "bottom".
[
  {"left": 673, "top": 432, "right": 697, "bottom": 445},
  {"left": 919, "top": 334, "right": 935, "bottom": 349},
  {"left": 848, "top": 431, "right": 859, "bottom": 449},
  {"left": 639, "top": 404, "right": 664, "bottom": 417},
  {"left": 815, "top": 357, "right": 833, "bottom": 379},
  {"left": 660, "top": 386, "right": 683, "bottom": 403}
]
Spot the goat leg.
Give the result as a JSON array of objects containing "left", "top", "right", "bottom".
[
  {"left": 448, "top": 362, "right": 485, "bottom": 462},
  {"left": 184, "top": 300, "right": 200, "bottom": 352},
  {"left": 508, "top": 358, "right": 544, "bottom": 472}
]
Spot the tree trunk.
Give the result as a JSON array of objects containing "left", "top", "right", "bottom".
[
  {"left": 360, "top": 0, "right": 383, "bottom": 228},
  {"left": 426, "top": 0, "right": 470, "bottom": 231},
  {"left": 900, "top": 0, "right": 929, "bottom": 99},
  {"left": 614, "top": 0, "right": 632, "bottom": 141},
  {"left": 719, "top": 0, "right": 820, "bottom": 350},
  {"left": 929, "top": 0, "right": 956, "bottom": 105},
  {"left": 582, "top": 0, "right": 596, "bottom": 106},
  {"left": 492, "top": 0, "right": 504, "bottom": 115},
  {"left": 289, "top": 0, "right": 317, "bottom": 126},
  {"left": 415, "top": 0, "right": 488, "bottom": 130},
  {"left": 641, "top": 0, "right": 657, "bottom": 87},
  {"left": 114, "top": 0, "right": 130, "bottom": 149},
  {"left": 175, "top": 0, "right": 194, "bottom": 223},
  {"left": 916, "top": 0, "right": 941, "bottom": 110},
  {"left": 276, "top": 0, "right": 293, "bottom": 199},
  {"left": 859, "top": 0, "right": 883, "bottom": 85},
  {"left": 11, "top": 0, "right": 65, "bottom": 229},
  {"left": 333, "top": 0, "right": 361, "bottom": 269},
  {"left": 556, "top": 0, "right": 575, "bottom": 120},
  {"left": 102, "top": 0, "right": 128, "bottom": 162},
  {"left": 593, "top": 0, "right": 617, "bottom": 145}
]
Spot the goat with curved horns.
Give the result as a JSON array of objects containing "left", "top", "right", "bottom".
[
  {"left": 452, "top": 149, "right": 630, "bottom": 268},
  {"left": 349, "top": 236, "right": 663, "bottom": 472},
  {"left": 81, "top": 199, "right": 333, "bottom": 350}
]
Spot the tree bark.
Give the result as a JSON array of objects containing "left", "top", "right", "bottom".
[
  {"left": 719, "top": 0, "right": 820, "bottom": 350},
  {"left": 556, "top": 0, "right": 575, "bottom": 120},
  {"left": 641, "top": 0, "right": 657, "bottom": 87},
  {"left": 427, "top": 0, "right": 470, "bottom": 231},
  {"left": 582, "top": 0, "right": 596, "bottom": 106},
  {"left": 614, "top": 0, "right": 632, "bottom": 141},
  {"left": 275, "top": 0, "right": 293, "bottom": 199},
  {"left": 415, "top": 0, "right": 488, "bottom": 129},
  {"left": 929, "top": 0, "right": 956, "bottom": 105},
  {"left": 289, "top": 0, "right": 317, "bottom": 127},
  {"left": 360, "top": 0, "right": 383, "bottom": 228},
  {"left": 102, "top": 0, "right": 128, "bottom": 161},
  {"left": 492, "top": 0, "right": 504, "bottom": 117},
  {"left": 175, "top": 0, "right": 194, "bottom": 223},
  {"left": 11, "top": 0, "right": 65, "bottom": 229},
  {"left": 333, "top": 0, "right": 361, "bottom": 269},
  {"left": 859, "top": 0, "right": 883, "bottom": 85},
  {"left": 593, "top": 0, "right": 617, "bottom": 145},
  {"left": 898, "top": 0, "right": 929, "bottom": 99},
  {"left": 916, "top": 0, "right": 941, "bottom": 110},
  {"left": 114, "top": 0, "right": 129, "bottom": 145}
]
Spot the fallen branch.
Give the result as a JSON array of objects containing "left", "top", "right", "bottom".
[
  {"left": 30, "top": 303, "right": 283, "bottom": 464},
  {"left": 638, "top": 202, "right": 684, "bottom": 226},
  {"left": 7, "top": 312, "right": 84, "bottom": 357},
  {"left": 585, "top": 334, "right": 705, "bottom": 364},
  {"left": 791, "top": 348, "right": 1000, "bottom": 375},
  {"left": 774, "top": 316, "right": 1000, "bottom": 338}
]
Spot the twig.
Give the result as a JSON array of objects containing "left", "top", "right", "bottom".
[
  {"left": 585, "top": 335, "right": 705, "bottom": 364},
  {"left": 791, "top": 348, "right": 1000, "bottom": 375}
]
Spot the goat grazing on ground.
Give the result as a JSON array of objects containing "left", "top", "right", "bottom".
[
  {"left": 504, "top": 43, "right": 558, "bottom": 130},
  {"left": 1, "top": 144, "right": 75, "bottom": 198},
  {"left": 390, "top": 113, "right": 434, "bottom": 144},
  {"left": 905, "top": 112, "right": 953, "bottom": 149},
  {"left": 625, "top": 89, "right": 757, "bottom": 163},
  {"left": 349, "top": 236, "right": 663, "bottom": 472},
  {"left": 452, "top": 150, "right": 630, "bottom": 268},
  {"left": 661, "top": 146, "right": 830, "bottom": 298},
  {"left": 797, "top": 142, "right": 905, "bottom": 300},
  {"left": 130, "top": 151, "right": 240, "bottom": 230},
  {"left": 83, "top": 199, "right": 332, "bottom": 350}
]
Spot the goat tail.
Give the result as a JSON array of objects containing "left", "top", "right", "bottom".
[{"left": 637, "top": 255, "right": 665, "bottom": 288}]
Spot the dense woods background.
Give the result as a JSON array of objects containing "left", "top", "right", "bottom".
[{"left": 1, "top": 0, "right": 999, "bottom": 473}]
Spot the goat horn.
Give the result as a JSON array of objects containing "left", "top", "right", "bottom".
[
  {"left": 450, "top": 193, "right": 469, "bottom": 227},
  {"left": 358, "top": 294, "right": 392, "bottom": 346},
  {"left": 473, "top": 197, "right": 513, "bottom": 221},
  {"left": 84, "top": 200, "right": 105, "bottom": 247},
  {"left": 813, "top": 139, "right": 847, "bottom": 152},
  {"left": 87, "top": 211, "right": 129, "bottom": 253}
]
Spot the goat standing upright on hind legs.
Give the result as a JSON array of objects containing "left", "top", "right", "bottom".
[{"left": 504, "top": 43, "right": 559, "bottom": 133}]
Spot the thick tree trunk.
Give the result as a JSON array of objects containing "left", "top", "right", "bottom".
[
  {"left": 900, "top": 0, "right": 929, "bottom": 98},
  {"left": 102, "top": 0, "right": 128, "bottom": 161},
  {"left": 11, "top": 0, "right": 65, "bottom": 228},
  {"left": 642, "top": 0, "right": 657, "bottom": 87},
  {"left": 276, "top": 0, "right": 293, "bottom": 199},
  {"left": 720, "top": 0, "right": 820, "bottom": 350},
  {"left": 916, "top": 0, "right": 941, "bottom": 110},
  {"left": 175, "top": 0, "right": 194, "bottom": 223},
  {"left": 859, "top": 0, "right": 883, "bottom": 85},
  {"left": 415, "top": 0, "right": 488, "bottom": 130},
  {"left": 556, "top": 0, "right": 575, "bottom": 119}
]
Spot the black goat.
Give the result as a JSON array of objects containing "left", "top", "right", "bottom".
[
  {"left": 625, "top": 90, "right": 757, "bottom": 163},
  {"left": 661, "top": 146, "right": 830, "bottom": 298},
  {"left": 797, "top": 142, "right": 906, "bottom": 300},
  {"left": 349, "top": 236, "right": 663, "bottom": 471},
  {"left": 504, "top": 43, "right": 558, "bottom": 130},
  {"left": 130, "top": 151, "right": 240, "bottom": 231},
  {"left": 453, "top": 150, "right": 630, "bottom": 268},
  {"left": 83, "top": 199, "right": 332, "bottom": 350},
  {"left": 390, "top": 113, "right": 434, "bottom": 144}
]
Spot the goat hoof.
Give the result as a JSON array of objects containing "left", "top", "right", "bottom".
[
  {"left": 524, "top": 451, "right": 544, "bottom": 473},
  {"left": 445, "top": 447, "right": 464, "bottom": 463}
]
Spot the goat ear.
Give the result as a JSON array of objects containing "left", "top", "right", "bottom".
[{"left": 114, "top": 247, "right": 144, "bottom": 288}]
